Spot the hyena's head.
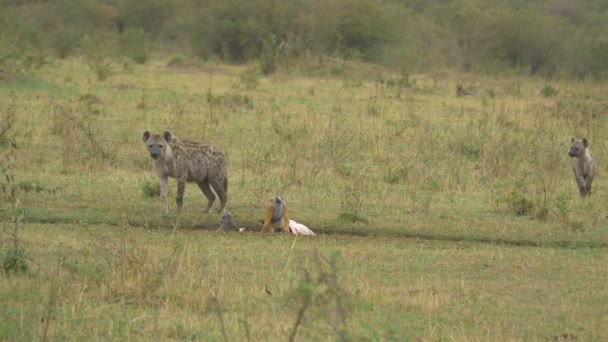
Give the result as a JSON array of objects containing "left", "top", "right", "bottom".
[
  {"left": 569, "top": 137, "right": 589, "bottom": 158},
  {"left": 142, "top": 130, "right": 173, "bottom": 160}
]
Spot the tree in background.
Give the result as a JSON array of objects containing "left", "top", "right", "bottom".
[
  {"left": 447, "top": 0, "right": 496, "bottom": 72},
  {"left": 1, "top": 0, "right": 608, "bottom": 78}
]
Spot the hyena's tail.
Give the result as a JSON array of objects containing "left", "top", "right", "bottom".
[{"left": 223, "top": 177, "right": 228, "bottom": 194}]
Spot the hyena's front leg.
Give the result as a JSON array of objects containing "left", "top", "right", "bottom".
[
  {"left": 159, "top": 175, "right": 169, "bottom": 216},
  {"left": 574, "top": 175, "right": 587, "bottom": 197},
  {"left": 176, "top": 177, "right": 187, "bottom": 214},
  {"left": 578, "top": 183, "right": 586, "bottom": 196},
  {"left": 584, "top": 178, "right": 593, "bottom": 197}
]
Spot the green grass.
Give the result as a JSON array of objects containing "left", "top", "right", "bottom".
[
  {"left": 0, "top": 58, "right": 607, "bottom": 340},
  {"left": 1, "top": 224, "right": 606, "bottom": 341}
]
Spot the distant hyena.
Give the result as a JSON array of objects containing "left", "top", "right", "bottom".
[
  {"left": 568, "top": 137, "right": 596, "bottom": 197},
  {"left": 142, "top": 130, "right": 228, "bottom": 215}
]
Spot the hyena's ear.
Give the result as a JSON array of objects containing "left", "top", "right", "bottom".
[
  {"left": 142, "top": 130, "right": 151, "bottom": 143},
  {"left": 582, "top": 138, "right": 589, "bottom": 148},
  {"left": 163, "top": 131, "right": 173, "bottom": 143}
]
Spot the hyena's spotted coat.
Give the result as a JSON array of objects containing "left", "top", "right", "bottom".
[
  {"left": 142, "top": 130, "right": 228, "bottom": 215},
  {"left": 569, "top": 136, "right": 596, "bottom": 197}
]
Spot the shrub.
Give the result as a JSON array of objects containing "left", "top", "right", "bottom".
[
  {"left": 555, "top": 191, "right": 572, "bottom": 221},
  {"left": 52, "top": 27, "right": 82, "bottom": 59},
  {"left": 540, "top": 84, "right": 558, "bottom": 97},
  {"left": 141, "top": 177, "right": 160, "bottom": 198},
  {"left": 48, "top": 98, "right": 117, "bottom": 170},
  {"left": 167, "top": 55, "right": 184, "bottom": 67},
  {"left": 87, "top": 56, "right": 113, "bottom": 82},
  {"left": 2, "top": 245, "right": 28, "bottom": 275},
  {"left": 240, "top": 65, "right": 261, "bottom": 90},
  {"left": 119, "top": 27, "right": 150, "bottom": 64},
  {"left": 259, "top": 33, "right": 277, "bottom": 75},
  {"left": 383, "top": 166, "right": 408, "bottom": 184},
  {"left": 288, "top": 251, "right": 351, "bottom": 341},
  {"left": 505, "top": 190, "right": 534, "bottom": 216},
  {"left": 206, "top": 91, "right": 254, "bottom": 110},
  {"left": 338, "top": 185, "right": 368, "bottom": 223}
]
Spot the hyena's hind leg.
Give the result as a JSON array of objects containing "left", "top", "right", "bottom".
[
  {"left": 176, "top": 178, "right": 187, "bottom": 215},
  {"left": 197, "top": 180, "right": 216, "bottom": 213},
  {"left": 208, "top": 178, "right": 228, "bottom": 214}
]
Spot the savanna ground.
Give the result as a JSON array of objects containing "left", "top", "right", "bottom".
[{"left": 0, "top": 57, "right": 607, "bottom": 341}]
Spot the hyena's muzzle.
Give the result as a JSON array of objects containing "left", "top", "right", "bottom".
[
  {"left": 149, "top": 149, "right": 161, "bottom": 160},
  {"left": 147, "top": 143, "right": 164, "bottom": 160}
]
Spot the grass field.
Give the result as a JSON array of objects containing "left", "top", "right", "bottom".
[{"left": 0, "top": 57, "right": 607, "bottom": 341}]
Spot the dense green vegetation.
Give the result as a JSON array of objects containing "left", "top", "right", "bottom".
[{"left": 2, "top": 0, "right": 608, "bottom": 78}]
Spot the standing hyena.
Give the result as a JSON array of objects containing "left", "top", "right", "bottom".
[
  {"left": 568, "top": 137, "right": 596, "bottom": 197},
  {"left": 142, "top": 130, "right": 228, "bottom": 215}
]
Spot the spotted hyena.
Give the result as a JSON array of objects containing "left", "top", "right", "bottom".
[
  {"left": 568, "top": 137, "right": 596, "bottom": 197},
  {"left": 142, "top": 130, "right": 228, "bottom": 215}
]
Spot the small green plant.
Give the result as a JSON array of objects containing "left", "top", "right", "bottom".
[
  {"left": 240, "top": 65, "right": 261, "bottom": 90},
  {"left": 21, "top": 50, "right": 48, "bottom": 71},
  {"left": 78, "top": 93, "right": 104, "bottom": 115},
  {"left": 381, "top": 69, "right": 414, "bottom": 91},
  {"left": 119, "top": 28, "right": 150, "bottom": 64},
  {"left": 485, "top": 88, "right": 496, "bottom": 98},
  {"left": 330, "top": 64, "right": 345, "bottom": 77},
  {"left": 540, "top": 84, "right": 558, "bottom": 97},
  {"left": 383, "top": 166, "right": 408, "bottom": 184},
  {"left": 3, "top": 244, "right": 28, "bottom": 275},
  {"left": 537, "top": 205, "right": 549, "bottom": 221},
  {"left": 141, "top": 177, "right": 160, "bottom": 198},
  {"left": 555, "top": 191, "right": 572, "bottom": 221},
  {"left": 2, "top": 215, "right": 28, "bottom": 274},
  {"left": 505, "top": 190, "right": 534, "bottom": 216},
  {"left": 53, "top": 28, "right": 81, "bottom": 59},
  {"left": 259, "top": 32, "right": 282, "bottom": 75},
  {"left": 87, "top": 56, "right": 113, "bottom": 82},
  {"left": 49, "top": 99, "right": 117, "bottom": 169},
  {"left": 366, "top": 96, "right": 381, "bottom": 117},
  {"left": 167, "top": 56, "right": 184, "bottom": 67},
  {"left": 338, "top": 185, "right": 368, "bottom": 223},
  {"left": 506, "top": 81, "right": 521, "bottom": 97},
  {"left": 288, "top": 251, "right": 351, "bottom": 341},
  {"left": 206, "top": 90, "right": 253, "bottom": 110},
  {"left": 568, "top": 220, "right": 585, "bottom": 232},
  {"left": 336, "top": 161, "right": 353, "bottom": 177},
  {"left": 0, "top": 40, "right": 24, "bottom": 74},
  {"left": 1, "top": 98, "right": 57, "bottom": 199},
  {"left": 0, "top": 97, "right": 17, "bottom": 144},
  {"left": 122, "top": 58, "right": 135, "bottom": 73},
  {"left": 99, "top": 236, "right": 166, "bottom": 304}
]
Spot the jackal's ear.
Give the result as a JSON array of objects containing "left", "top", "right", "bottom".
[
  {"left": 142, "top": 130, "right": 151, "bottom": 143},
  {"left": 571, "top": 137, "right": 576, "bottom": 143},
  {"left": 582, "top": 138, "right": 589, "bottom": 148},
  {"left": 163, "top": 131, "right": 173, "bottom": 143}
]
